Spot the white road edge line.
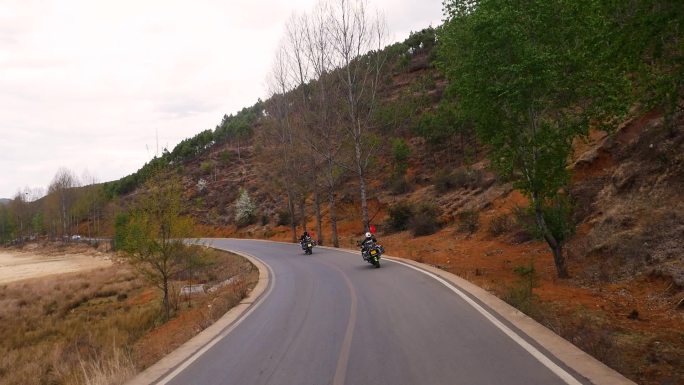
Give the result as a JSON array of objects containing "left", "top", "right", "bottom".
[
  {"left": 385, "top": 258, "right": 583, "bottom": 385},
  {"left": 154, "top": 252, "right": 275, "bottom": 385}
]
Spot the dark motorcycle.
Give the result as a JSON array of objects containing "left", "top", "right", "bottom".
[
  {"left": 300, "top": 237, "right": 316, "bottom": 255},
  {"left": 361, "top": 240, "right": 384, "bottom": 268}
]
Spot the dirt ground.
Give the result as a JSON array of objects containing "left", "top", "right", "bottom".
[{"left": 0, "top": 245, "right": 112, "bottom": 284}]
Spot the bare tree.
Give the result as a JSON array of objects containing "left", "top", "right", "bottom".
[
  {"left": 10, "top": 191, "right": 29, "bottom": 243},
  {"left": 285, "top": 11, "right": 329, "bottom": 244},
  {"left": 47, "top": 167, "right": 79, "bottom": 239},
  {"left": 302, "top": 1, "right": 347, "bottom": 247},
  {"left": 329, "top": 0, "right": 387, "bottom": 231},
  {"left": 81, "top": 170, "right": 104, "bottom": 239},
  {"left": 261, "top": 47, "right": 301, "bottom": 242}
]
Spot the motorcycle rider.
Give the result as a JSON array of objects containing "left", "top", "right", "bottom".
[
  {"left": 359, "top": 231, "right": 377, "bottom": 254},
  {"left": 299, "top": 231, "right": 311, "bottom": 243}
]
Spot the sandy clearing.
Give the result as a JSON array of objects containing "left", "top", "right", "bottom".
[{"left": 0, "top": 250, "right": 112, "bottom": 284}]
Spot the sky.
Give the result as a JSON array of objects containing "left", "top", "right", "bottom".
[{"left": 0, "top": 0, "right": 443, "bottom": 199}]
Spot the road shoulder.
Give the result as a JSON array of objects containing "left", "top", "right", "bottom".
[
  {"left": 125, "top": 250, "right": 270, "bottom": 385},
  {"left": 382, "top": 255, "right": 636, "bottom": 385}
]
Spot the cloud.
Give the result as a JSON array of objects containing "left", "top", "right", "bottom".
[{"left": 0, "top": 0, "right": 443, "bottom": 198}]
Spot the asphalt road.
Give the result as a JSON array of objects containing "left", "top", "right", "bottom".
[{"left": 158, "top": 239, "right": 589, "bottom": 385}]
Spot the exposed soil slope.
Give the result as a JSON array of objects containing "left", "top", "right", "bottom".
[{"left": 124, "top": 52, "right": 683, "bottom": 384}]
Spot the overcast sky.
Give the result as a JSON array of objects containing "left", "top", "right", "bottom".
[{"left": 0, "top": 0, "right": 442, "bottom": 199}]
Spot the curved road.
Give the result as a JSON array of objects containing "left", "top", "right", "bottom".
[{"left": 155, "top": 239, "right": 593, "bottom": 385}]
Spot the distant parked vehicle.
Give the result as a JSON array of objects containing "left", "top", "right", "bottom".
[{"left": 71, "top": 234, "right": 81, "bottom": 241}]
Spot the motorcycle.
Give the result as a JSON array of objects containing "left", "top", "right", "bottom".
[
  {"left": 360, "top": 240, "right": 384, "bottom": 268},
  {"left": 300, "top": 237, "right": 316, "bottom": 255}
]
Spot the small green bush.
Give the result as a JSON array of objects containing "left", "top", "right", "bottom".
[
  {"left": 513, "top": 206, "right": 538, "bottom": 239},
  {"left": 391, "top": 138, "right": 411, "bottom": 174},
  {"left": 389, "top": 174, "right": 411, "bottom": 195},
  {"left": 386, "top": 202, "right": 414, "bottom": 232},
  {"left": 457, "top": 210, "right": 479, "bottom": 234},
  {"left": 276, "top": 209, "right": 291, "bottom": 226},
  {"left": 200, "top": 161, "right": 213, "bottom": 174},
  {"left": 513, "top": 195, "right": 575, "bottom": 243},
  {"left": 435, "top": 167, "right": 485, "bottom": 193},
  {"left": 434, "top": 169, "right": 457, "bottom": 193},
  {"left": 489, "top": 213, "right": 515, "bottom": 236},
  {"left": 455, "top": 168, "right": 484, "bottom": 189},
  {"left": 504, "top": 261, "right": 540, "bottom": 315},
  {"left": 409, "top": 204, "right": 440, "bottom": 236},
  {"left": 219, "top": 150, "right": 232, "bottom": 164}
]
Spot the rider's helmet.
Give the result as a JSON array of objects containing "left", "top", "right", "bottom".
[
  {"left": 303, "top": 231, "right": 309, "bottom": 237},
  {"left": 365, "top": 232, "right": 372, "bottom": 238}
]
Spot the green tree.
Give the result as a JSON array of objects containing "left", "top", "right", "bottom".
[
  {"left": 117, "top": 172, "right": 199, "bottom": 319},
  {"left": 438, "top": 0, "right": 627, "bottom": 277},
  {"left": 0, "top": 204, "right": 16, "bottom": 243},
  {"left": 391, "top": 138, "right": 411, "bottom": 175},
  {"left": 605, "top": 0, "right": 683, "bottom": 127}
]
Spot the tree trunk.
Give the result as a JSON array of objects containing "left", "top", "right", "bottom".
[
  {"left": 162, "top": 276, "right": 171, "bottom": 320},
  {"left": 287, "top": 193, "right": 297, "bottom": 243},
  {"left": 355, "top": 140, "right": 370, "bottom": 231},
  {"left": 550, "top": 242, "right": 568, "bottom": 279},
  {"left": 533, "top": 201, "right": 569, "bottom": 278},
  {"left": 237, "top": 138, "right": 241, "bottom": 161},
  {"left": 314, "top": 189, "right": 323, "bottom": 245},
  {"left": 328, "top": 189, "right": 339, "bottom": 248},
  {"left": 299, "top": 198, "right": 307, "bottom": 232}
]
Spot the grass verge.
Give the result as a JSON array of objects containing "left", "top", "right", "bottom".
[{"left": 0, "top": 247, "right": 257, "bottom": 385}]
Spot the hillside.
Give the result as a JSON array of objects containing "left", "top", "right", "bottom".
[
  {"left": 132, "top": 38, "right": 683, "bottom": 384},
  {"left": 2, "top": 14, "right": 679, "bottom": 385}
]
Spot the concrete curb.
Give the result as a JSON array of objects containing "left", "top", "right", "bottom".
[{"left": 125, "top": 249, "right": 270, "bottom": 385}]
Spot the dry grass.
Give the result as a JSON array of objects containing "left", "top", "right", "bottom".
[
  {"left": 132, "top": 247, "right": 257, "bottom": 370},
  {"left": 79, "top": 345, "right": 136, "bottom": 385},
  {"left": 0, "top": 247, "right": 257, "bottom": 385},
  {"left": 0, "top": 265, "right": 153, "bottom": 385}
]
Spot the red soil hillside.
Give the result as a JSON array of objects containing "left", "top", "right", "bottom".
[
  {"left": 176, "top": 109, "right": 683, "bottom": 385},
  {"left": 158, "top": 49, "right": 683, "bottom": 384}
]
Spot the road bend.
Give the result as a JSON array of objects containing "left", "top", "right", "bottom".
[{"left": 158, "top": 238, "right": 588, "bottom": 385}]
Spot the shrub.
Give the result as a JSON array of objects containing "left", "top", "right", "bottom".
[
  {"left": 435, "top": 167, "right": 486, "bottom": 193},
  {"left": 409, "top": 204, "right": 440, "bottom": 236},
  {"left": 219, "top": 150, "right": 232, "bottom": 164},
  {"left": 389, "top": 174, "right": 411, "bottom": 195},
  {"left": 435, "top": 169, "right": 459, "bottom": 193},
  {"left": 391, "top": 138, "right": 411, "bottom": 174},
  {"left": 457, "top": 210, "right": 480, "bottom": 233},
  {"left": 200, "top": 161, "right": 213, "bottom": 174},
  {"left": 386, "top": 202, "right": 414, "bottom": 232},
  {"left": 196, "top": 178, "right": 208, "bottom": 192},
  {"left": 489, "top": 213, "right": 515, "bottom": 236},
  {"left": 512, "top": 195, "right": 575, "bottom": 243},
  {"left": 234, "top": 188, "right": 256, "bottom": 227},
  {"left": 503, "top": 261, "right": 539, "bottom": 315},
  {"left": 455, "top": 168, "right": 484, "bottom": 189},
  {"left": 276, "top": 209, "right": 291, "bottom": 226},
  {"left": 513, "top": 206, "right": 538, "bottom": 239}
]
